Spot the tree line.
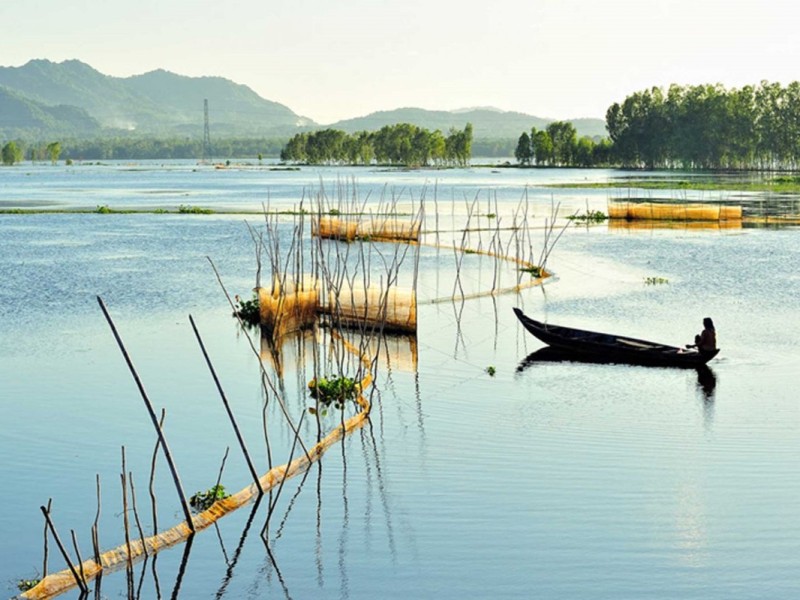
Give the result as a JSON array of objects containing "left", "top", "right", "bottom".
[
  {"left": 513, "top": 121, "right": 613, "bottom": 167},
  {"left": 2, "top": 141, "right": 61, "bottom": 165},
  {"left": 605, "top": 82, "right": 800, "bottom": 170},
  {"left": 0, "top": 137, "right": 288, "bottom": 163},
  {"left": 280, "top": 123, "right": 473, "bottom": 167}
]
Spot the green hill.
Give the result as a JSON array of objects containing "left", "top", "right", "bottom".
[
  {"left": 125, "top": 69, "right": 314, "bottom": 135},
  {"left": 329, "top": 107, "right": 606, "bottom": 139},
  {"left": 0, "top": 59, "right": 607, "bottom": 148},
  {"left": 0, "top": 85, "right": 100, "bottom": 138},
  {"left": 0, "top": 59, "right": 314, "bottom": 136}
]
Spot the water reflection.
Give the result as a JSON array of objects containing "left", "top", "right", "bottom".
[
  {"left": 170, "top": 534, "right": 194, "bottom": 600},
  {"left": 695, "top": 365, "right": 717, "bottom": 401},
  {"left": 215, "top": 496, "right": 264, "bottom": 599}
]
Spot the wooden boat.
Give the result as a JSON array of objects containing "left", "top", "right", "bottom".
[{"left": 513, "top": 308, "right": 719, "bottom": 368}]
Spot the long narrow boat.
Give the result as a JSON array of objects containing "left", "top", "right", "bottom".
[{"left": 513, "top": 308, "right": 719, "bottom": 368}]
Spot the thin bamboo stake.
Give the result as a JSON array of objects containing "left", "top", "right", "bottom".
[
  {"left": 39, "top": 505, "right": 88, "bottom": 594},
  {"left": 121, "top": 448, "right": 133, "bottom": 574},
  {"left": 149, "top": 409, "right": 165, "bottom": 536},
  {"left": 129, "top": 474, "right": 147, "bottom": 558},
  {"left": 96, "top": 296, "right": 195, "bottom": 532},
  {"left": 206, "top": 258, "right": 310, "bottom": 460},
  {"left": 263, "top": 411, "right": 307, "bottom": 539},
  {"left": 69, "top": 530, "right": 87, "bottom": 591},
  {"left": 215, "top": 447, "right": 230, "bottom": 493},
  {"left": 92, "top": 477, "right": 100, "bottom": 565},
  {"left": 188, "top": 315, "right": 263, "bottom": 494},
  {"left": 42, "top": 498, "right": 51, "bottom": 578}
]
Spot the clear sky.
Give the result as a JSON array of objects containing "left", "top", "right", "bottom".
[{"left": 2, "top": 0, "right": 798, "bottom": 124}]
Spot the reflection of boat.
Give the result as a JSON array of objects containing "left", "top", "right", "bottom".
[{"left": 513, "top": 308, "right": 719, "bottom": 368}]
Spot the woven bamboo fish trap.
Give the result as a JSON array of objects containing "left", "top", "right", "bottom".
[
  {"left": 361, "top": 219, "right": 421, "bottom": 242},
  {"left": 257, "top": 276, "right": 319, "bottom": 338},
  {"left": 608, "top": 202, "right": 742, "bottom": 221},
  {"left": 326, "top": 285, "right": 416, "bottom": 333},
  {"left": 313, "top": 217, "right": 359, "bottom": 242}
]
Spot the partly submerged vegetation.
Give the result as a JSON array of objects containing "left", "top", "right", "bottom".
[
  {"left": 234, "top": 294, "right": 260, "bottom": 326},
  {"left": 189, "top": 485, "right": 229, "bottom": 511},
  {"left": 281, "top": 122, "right": 473, "bottom": 167},
  {"left": 308, "top": 376, "right": 361, "bottom": 410},
  {"left": 17, "top": 578, "right": 41, "bottom": 592},
  {"left": 644, "top": 276, "right": 669, "bottom": 285},
  {"left": 567, "top": 210, "right": 607, "bottom": 223}
]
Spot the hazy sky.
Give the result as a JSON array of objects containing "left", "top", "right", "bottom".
[{"left": 2, "top": 0, "right": 798, "bottom": 124}]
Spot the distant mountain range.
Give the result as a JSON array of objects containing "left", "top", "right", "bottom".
[
  {"left": 332, "top": 107, "right": 606, "bottom": 139},
  {"left": 0, "top": 59, "right": 606, "bottom": 141}
]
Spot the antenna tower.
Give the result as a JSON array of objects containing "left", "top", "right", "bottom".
[{"left": 202, "top": 99, "right": 212, "bottom": 162}]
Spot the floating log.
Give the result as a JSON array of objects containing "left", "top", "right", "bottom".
[{"left": 608, "top": 202, "right": 742, "bottom": 221}]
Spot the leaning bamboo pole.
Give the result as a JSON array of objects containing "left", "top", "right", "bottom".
[{"left": 22, "top": 348, "right": 373, "bottom": 600}]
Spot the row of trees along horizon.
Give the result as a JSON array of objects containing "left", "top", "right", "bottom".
[
  {"left": 606, "top": 82, "right": 800, "bottom": 170},
  {"left": 5, "top": 81, "right": 800, "bottom": 169},
  {"left": 280, "top": 123, "right": 474, "bottom": 166}
]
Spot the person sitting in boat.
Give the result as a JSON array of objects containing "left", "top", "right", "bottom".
[{"left": 688, "top": 317, "right": 716, "bottom": 353}]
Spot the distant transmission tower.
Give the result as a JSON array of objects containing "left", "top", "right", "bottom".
[{"left": 202, "top": 99, "right": 212, "bottom": 162}]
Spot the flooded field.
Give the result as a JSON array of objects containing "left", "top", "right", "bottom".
[{"left": 1, "top": 162, "right": 799, "bottom": 599}]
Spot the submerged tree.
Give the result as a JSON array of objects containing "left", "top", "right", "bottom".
[
  {"left": 280, "top": 122, "right": 473, "bottom": 167},
  {"left": 46, "top": 141, "right": 62, "bottom": 165},
  {"left": 2, "top": 141, "right": 23, "bottom": 165}
]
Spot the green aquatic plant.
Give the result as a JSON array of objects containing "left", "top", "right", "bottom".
[
  {"left": 178, "top": 204, "right": 214, "bottom": 214},
  {"left": 519, "top": 265, "right": 544, "bottom": 277},
  {"left": 17, "top": 578, "right": 41, "bottom": 592},
  {"left": 308, "top": 375, "right": 361, "bottom": 409},
  {"left": 234, "top": 294, "right": 260, "bottom": 326},
  {"left": 95, "top": 204, "right": 112, "bottom": 214},
  {"left": 486, "top": 366, "right": 496, "bottom": 377},
  {"left": 567, "top": 210, "right": 607, "bottom": 223},
  {"left": 190, "top": 485, "right": 228, "bottom": 511},
  {"left": 644, "top": 276, "right": 669, "bottom": 285}
]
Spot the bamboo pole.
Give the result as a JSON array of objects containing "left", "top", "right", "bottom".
[
  {"left": 39, "top": 505, "right": 88, "bottom": 594},
  {"left": 96, "top": 296, "right": 195, "bottom": 532},
  {"left": 189, "top": 315, "right": 263, "bottom": 494}
]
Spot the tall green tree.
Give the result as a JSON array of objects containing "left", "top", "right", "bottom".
[
  {"left": 546, "top": 121, "right": 577, "bottom": 166},
  {"left": 2, "top": 141, "right": 23, "bottom": 165},
  {"left": 514, "top": 132, "right": 532, "bottom": 165},
  {"left": 46, "top": 141, "right": 62, "bottom": 165},
  {"left": 532, "top": 130, "right": 553, "bottom": 166}
]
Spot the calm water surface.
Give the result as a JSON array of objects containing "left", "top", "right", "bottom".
[{"left": 1, "top": 163, "right": 799, "bottom": 599}]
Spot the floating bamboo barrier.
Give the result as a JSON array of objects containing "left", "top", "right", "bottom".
[
  {"left": 23, "top": 355, "right": 374, "bottom": 600},
  {"left": 608, "top": 202, "right": 742, "bottom": 221}
]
